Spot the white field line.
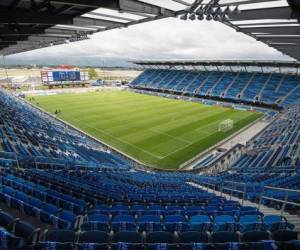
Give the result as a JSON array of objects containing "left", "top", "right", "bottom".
[
  {"left": 149, "top": 128, "right": 191, "bottom": 144},
  {"left": 106, "top": 102, "right": 201, "bottom": 132},
  {"left": 61, "top": 114, "right": 162, "bottom": 159},
  {"left": 148, "top": 116, "right": 223, "bottom": 156},
  {"left": 158, "top": 133, "right": 214, "bottom": 159},
  {"left": 150, "top": 107, "right": 225, "bottom": 132},
  {"left": 156, "top": 113, "right": 256, "bottom": 160}
]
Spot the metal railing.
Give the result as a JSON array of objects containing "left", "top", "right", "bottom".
[
  {"left": 199, "top": 180, "right": 300, "bottom": 214},
  {"left": 220, "top": 181, "right": 247, "bottom": 205},
  {"left": 258, "top": 185, "right": 300, "bottom": 215}
]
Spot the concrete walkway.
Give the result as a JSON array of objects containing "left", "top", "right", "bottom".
[{"left": 190, "top": 182, "right": 300, "bottom": 232}]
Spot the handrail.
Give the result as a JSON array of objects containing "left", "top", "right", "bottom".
[
  {"left": 264, "top": 185, "right": 300, "bottom": 193},
  {"left": 198, "top": 179, "right": 300, "bottom": 215},
  {"left": 259, "top": 185, "right": 300, "bottom": 216}
]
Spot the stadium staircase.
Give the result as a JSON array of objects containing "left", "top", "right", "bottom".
[
  {"left": 192, "top": 183, "right": 300, "bottom": 233},
  {"left": 207, "top": 72, "right": 226, "bottom": 95},
  {"left": 275, "top": 75, "right": 286, "bottom": 93},
  {"left": 222, "top": 72, "right": 241, "bottom": 97},
  {"left": 281, "top": 85, "right": 300, "bottom": 106},
  {"left": 238, "top": 73, "right": 257, "bottom": 99},
  {"left": 257, "top": 73, "right": 273, "bottom": 101}
]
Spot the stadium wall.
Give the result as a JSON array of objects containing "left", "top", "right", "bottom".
[{"left": 133, "top": 86, "right": 283, "bottom": 111}]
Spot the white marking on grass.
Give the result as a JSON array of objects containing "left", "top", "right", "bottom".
[
  {"left": 154, "top": 113, "right": 256, "bottom": 159},
  {"left": 158, "top": 132, "right": 215, "bottom": 159},
  {"left": 149, "top": 128, "right": 191, "bottom": 144},
  {"left": 61, "top": 114, "right": 163, "bottom": 159}
]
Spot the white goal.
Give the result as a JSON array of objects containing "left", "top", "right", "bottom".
[{"left": 218, "top": 119, "right": 234, "bottom": 132}]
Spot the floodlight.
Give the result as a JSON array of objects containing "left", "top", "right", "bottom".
[
  {"left": 233, "top": 6, "right": 241, "bottom": 15},
  {"left": 215, "top": 7, "right": 222, "bottom": 15},
  {"left": 189, "top": 13, "right": 196, "bottom": 20},
  {"left": 197, "top": 14, "right": 204, "bottom": 20},
  {"left": 206, "top": 14, "right": 213, "bottom": 21},
  {"left": 180, "top": 13, "right": 188, "bottom": 20},
  {"left": 224, "top": 6, "right": 232, "bottom": 15},
  {"left": 213, "top": 14, "right": 221, "bottom": 21},
  {"left": 196, "top": 6, "right": 204, "bottom": 15}
]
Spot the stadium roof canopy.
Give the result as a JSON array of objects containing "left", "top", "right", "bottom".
[
  {"left": 0, "top": 0, "right": 299, "bottom": 61},
  {"left": 133, "top": 60, "right": 300, "bottom": 75}
]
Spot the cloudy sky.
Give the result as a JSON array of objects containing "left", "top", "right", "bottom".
[{"left": 6, "top": 17, "right": 291, "bottom": 67}]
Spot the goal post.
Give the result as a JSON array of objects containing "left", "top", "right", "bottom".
[{"left": 218, "top": 119, "right": 234, "bottom": 132}]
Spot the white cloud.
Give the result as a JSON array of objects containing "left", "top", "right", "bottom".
[{"left": 7, "top": 18, "right": 291, "bottom": 66}]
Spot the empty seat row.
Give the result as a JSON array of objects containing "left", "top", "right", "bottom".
[
  {"left": 79, "top": 213, "right": 294, "bottom": 233},
  {"left": 28, "top": 229, "right": 299, "bottom": 250},
  {"left": 87, "top": 203, "right": 263, "bottom": 217},
  {"left": 0, "top": 210, "right": 39, "bottom": 250}
]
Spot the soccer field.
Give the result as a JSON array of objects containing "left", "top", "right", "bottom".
[{"left": 27, "top": 90, "right": 262, "bottom": 170}]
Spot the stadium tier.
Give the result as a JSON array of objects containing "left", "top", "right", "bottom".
[
  {"left": 130, "top": 69, "right": 300, "bottom": 109},
  {"left": 196, "top": 104, "right": 300, "bottom": 203},
  {"left": 0, "top": 167, "right": 297, "bottom": 249},
  {"left": 0, "top": 90, "right": 130, "bottom": 170}
]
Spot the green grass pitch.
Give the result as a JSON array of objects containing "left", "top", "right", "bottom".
[{"left": 27, "top": 90, "right": 262, "bottom": 170}]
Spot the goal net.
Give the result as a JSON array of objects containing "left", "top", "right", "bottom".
[{"left": 218, "top": 119, "right": 234, "bottom": 132}]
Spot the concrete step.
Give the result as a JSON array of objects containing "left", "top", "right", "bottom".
[{"left": 192, "top": 182, "right": 300, "bottom": 232}]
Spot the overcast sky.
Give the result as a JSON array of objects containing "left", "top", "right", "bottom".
[{"left": 6, "top": 17, "right": 292, "bottom": 66}]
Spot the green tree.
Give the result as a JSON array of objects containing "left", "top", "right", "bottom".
[{"left": 88, "top": 67, "right": 98, "bottom": 80}]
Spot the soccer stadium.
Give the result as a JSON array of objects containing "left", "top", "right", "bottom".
[{"left": 0, "top": 0, "right": 300, "bottom": 249}]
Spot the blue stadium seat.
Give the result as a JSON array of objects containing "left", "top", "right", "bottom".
[
  {"left": 112, "top": 231, "right": 142, "bottom": 250},
  {"left": 138, "top": 215, "right": 162, "bottom": 232},
  {"left": 23, "top": 197, "right": 44, "bottom": 216},
  {"left": 112, "top": 215, "right": 136, "bottom": 232},
  {"left": 242, "top": 231, "right": 276, "bottom": 250},
  {"left": 164, "top": 215, "right": 189, "bottom": 233},
  {"left": 51, "top": 210, "right": 76, "bottom": 229},
  {"left": 13, "top": 220, "right": 39, "bottom": 248},
  {"left": 80, "top": 214, "right": 110, "bottom": 231},
  {"left": 263, "top": 215, "right": 294, "bottom": 232},
  {"left": 77, "top": 231, "right": 109, "bottom": 250},
  {"left": 0, "top": 210, "right": 15, "bottom": 231},
  {"left": 32, "top": 230, "right": 76, "bottom": 250},
  {"left": 145, "top": 231, "right": 176, "bottom": 250},
  {"left": 178, "top": 231, "right": 210, "bottom": 243},
  {"left": 239, "top": 215, "right": 262, "bottom": 232},
  {"left": 189, "top": 215, "right": 212, "bottom": 232},
  {"left": 214, "top": 215, "right": 237, "bottom": 232},
  {"left": 212, "top": 231, "right": 248, "bottom": 250},
  {"left": 242, "top": 230, "right": 270, "bottom": 242},
  {"left": 37, "top": 203, "right": 60, "bottom": 224},
  {"left": 272, "top": 230, "right": 299, "bottom": 250},
  {"left": 186, "top": 206, "right": 203, "bottom": 216}
]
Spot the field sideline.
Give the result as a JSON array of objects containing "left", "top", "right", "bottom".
[{"left": 27, "top": 90, "right": 262, "bottom": 170}]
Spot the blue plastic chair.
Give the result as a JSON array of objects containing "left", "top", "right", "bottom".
[
  {"left": 138, "top": 215, "right": 162, "bottom": 232},
  {"left": 189, "top": 215, "right": 213, "bottom": 232}
]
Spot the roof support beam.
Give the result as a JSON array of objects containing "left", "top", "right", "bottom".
[
  {"left": 231, "top": 7, "right": 295, "bottom": 21},
  {"left": 258, "top": 37, "right": 300, "bottom": 44},
  {"left": 74, "top": 17, "right": 124, "bottom": 28},
  {"left": 49, "top": 0, "right": 118, "bottom": 8},
  {"left": 240, "top": 26, "right": 300, "bottom": 35},
  {"left": 50, "top": 0, "right": 174, "bottom": 16},
  {"left": 0, "top": 8, "right": 72, "bottom": 25},
  {"left": 220, "top": 0, "right": 283, "bottom": 6},
  {"left": 118, "top": 0, "right": 175, "bottom": 16}
]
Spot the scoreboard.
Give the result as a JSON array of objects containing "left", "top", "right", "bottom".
[{"left": 41, "top": 70, "right": 89, "bottom": 84}]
